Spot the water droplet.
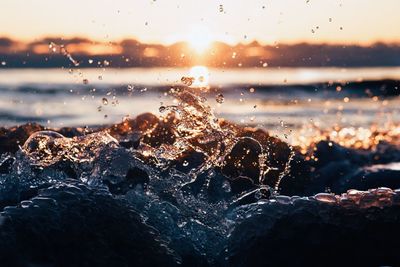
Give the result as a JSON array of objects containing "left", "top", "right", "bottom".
[
  {"left": 216, "top": 93, "right": 224, "bottom": 104},
  {"left": 181, "top": 76, "right": 194, "bottom": 86},
  {"left": 159, "top": 106, "right": 166, "bottom": 113},
  {"left": 182, "top": 160, "right": 189, "bottom": 166},
  {"left": 222, "top": 180, "right": 231, "bottom": 192},
  {"left": 83, "top": 79, "right": 89, "bottom": 85},
  {"left": 102, "top": 98, "right": 109, "bottom": 105}
]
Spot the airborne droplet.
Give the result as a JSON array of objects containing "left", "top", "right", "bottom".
[
  {"left": 216, "top": 93, "right": 224, "bottom": 104},
  {"left": 102, "top": 98, "right": 109, "bottom": 105},
  {"left": 181, "top": 76, "right": 194, "bottom": 86}
]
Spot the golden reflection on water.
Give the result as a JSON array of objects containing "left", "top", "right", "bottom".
[
  {"left": 292, "top": 123, "right": 400, "bottom": 158},
  {"left": 189, "top": 65, "right": 210, "bottom": 88}
]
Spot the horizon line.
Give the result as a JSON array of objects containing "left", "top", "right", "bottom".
[{"left": 2, "top": 35, "right": 400, "bottom": 47}]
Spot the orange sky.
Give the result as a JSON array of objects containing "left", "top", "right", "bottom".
[{"left": 1, "top": 0, "right": 400, "bottom": 45}]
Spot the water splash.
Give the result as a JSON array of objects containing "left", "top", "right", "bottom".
[
  {"left": 49, "top": 42, "right": 80, "bottom": 67},
  {"left": 3, "top": 76, "right": 299, "bottom": 263},
  {"left": 156, "top": 85, "right": 294, "bottom": 196},
  {"left": 21, "top": 131, "right": 118, "bottom": 168}
]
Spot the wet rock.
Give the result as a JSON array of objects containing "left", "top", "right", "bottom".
[
  {"left": 173, "top": 149, "right": 206, "bottom": 173},
  {"left": 277, "top": 153, "right": 312, "bottom": 196},
  {"left": 237, "top": 128, "right": 295, "bottom": 188},
  {"left": 142, "top": 115, "right": 176, "bottom": 147},
  {"left": 0, "top": 123, "right": 44, "bottom": 154},
  {"left": 119, "top": 132, "right": 141, "bottom": 149},
  {"left": 229, "top": 176, "right": 257, "bottom": 195},
  {"left": 222, "top": 137, "right": 262, "bottom": 184},
  {"left": 338, "top": 168, "right": 400, "bottom": 193},
  {"left": 109, "top": 113, "right": 159, "bottom": 136},
  {"left": 307, "top": 160, "right": 357, "bottom": 194},
  {"left": 57, "top": 127, "right": 85, "bottom": 138},
  {"left": 0, "top": 174, "right": 19, "bottom": 209},
  {"left": 371, "top": 141, "right": 400, "bottom": 164},
  {"left": 224, "top": 201, "right": 400, "bottom": 266},
  {"left": 91, "top": 146, "right": 151, "bottom": 195},
  {"left": 0, "top": 154, "right": 14, "bottom": 174},
  {"left": 109, "top": 113, "right": 176, "bottom": 148},
  {"left": 313, "top": 140, "right": 367, "bottom": 167},
  {"left": 0, "top": 181, "right": 179, "bottom": 267},
  {"left": 2, "top": 113, "right": 400, "bottom": 266},
  {"left": 314, "top": 193, "right": 337, "bottom": 204}
]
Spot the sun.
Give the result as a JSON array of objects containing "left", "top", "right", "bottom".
[
  {"left": 186, "top": 26, "right": 213, "bottom": 53},
  {"left": 189, "top": 65, "right": 209, "bottom": 87}
]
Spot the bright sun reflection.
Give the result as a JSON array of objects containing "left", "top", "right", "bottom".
[
  {"left": 189, "top": 66, "right": 209, "bottom": 87},
  {"left": 186, "top": 26, "right": 213, "bottom": 53}
]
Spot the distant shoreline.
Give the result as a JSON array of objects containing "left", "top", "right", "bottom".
[{"left": 1, "top": 37, "right": 400, "bottom": 68}]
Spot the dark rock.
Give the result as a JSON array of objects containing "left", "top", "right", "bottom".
[
  {"left": 222, "top": 137, "right": 262, "bottom": 184},
  {"left": 142, "top": 114, "right": 176, "bottom": 147},
  {"left": 224, "top": 202, "right": 400, "bottom": 267},
  {"left": 339, "top": 168, "right": 400, "bottom": 192},
  {"left": 0, "top": 123, "right": 44, "bottom": 154},
  {"left": 173, "top": 149, "right": 206, "bottom": 173},
  {"left": 313, "top": 140, "right": 367, "bottom": 167},
  {"left": 229, "top": 177, "right": 257, "bottom": 195},
  {"left": 119, "top": 132, "right": 141, "bottom": 149},
  {"left": 0, "top": 155, "right": 14, "bottom": 174},
  {"left": 0, "top": 181, "right": 178, "bottom": 267},
  {"left": 57, "top": 127, "right": 85, "bottom": 138},
  {"left": 307, "top": 160, "right": 357, "bottom": 194},
  {"left": 277, "top": 153, "right": 312, "bottom": 196}
]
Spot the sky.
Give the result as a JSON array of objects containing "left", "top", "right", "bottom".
[{"left": 1, "top": 0, "right": 400, "bottom": 45}]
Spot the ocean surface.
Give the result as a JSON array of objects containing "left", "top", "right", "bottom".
[{"left": 0, "top": 67, "right": 399, "bottom": 136}]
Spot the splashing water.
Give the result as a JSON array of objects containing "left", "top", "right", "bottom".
[
  {"left": 157, "top": 85, "right": 294, "bottom": 195},
  {"left": 21, "top": 131, "right": 118, "bottom": 168},
  {"left": 3, "top": 74, "right": 298, "bottom": 263},
  {"left": 49, "top": 42, "right": 80, "bottom": 67}
]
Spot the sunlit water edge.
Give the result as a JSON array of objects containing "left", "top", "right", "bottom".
[{"left": 0, "top": 66, "right": 400, "bottom": 86}]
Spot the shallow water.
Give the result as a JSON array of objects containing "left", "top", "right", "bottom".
[{"left": 0, "top": 67, "right": 399, "bottom": 138}]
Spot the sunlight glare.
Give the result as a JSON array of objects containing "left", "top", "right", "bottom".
[
  {"left": 189, "top": 65, "right": 209, "bottom": 87},
  {"left": 186, "top": 26, "right": 213, "bottom": 53}
]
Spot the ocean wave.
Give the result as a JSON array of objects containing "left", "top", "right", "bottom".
[{"left": 0, "top": 79, "right": 398, "bottom": 98}]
